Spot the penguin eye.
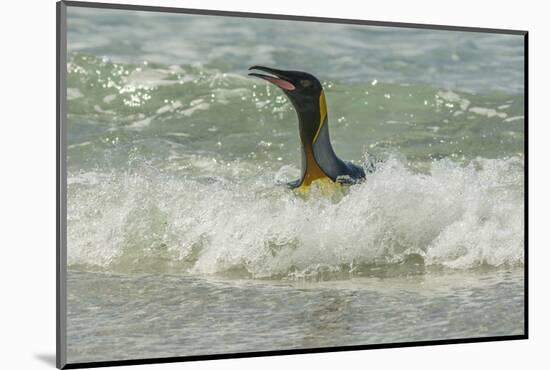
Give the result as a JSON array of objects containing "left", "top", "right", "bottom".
[{"left": 300, "top": 80, "right": 312, "bottom": 88}]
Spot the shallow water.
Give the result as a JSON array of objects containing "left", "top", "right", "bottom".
[
  {"left": 65, "top": 6, "right": 525, "bottom": 364},
  {"left": 67, "top": 270, "right": 524, "bottom": 363}
]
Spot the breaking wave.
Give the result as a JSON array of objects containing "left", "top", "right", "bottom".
[{"left": 67, "top": 155, "right": 524, "bottom": 279}]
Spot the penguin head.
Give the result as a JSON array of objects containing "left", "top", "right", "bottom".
[
  {"left": 248, "top": 66, "right": 323, "bottom": 110},
  {"left": 248, "top": 65, "right": 327, "bottom": 144}
]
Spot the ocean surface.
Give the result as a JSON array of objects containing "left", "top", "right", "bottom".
[{"left": 65, "top": 6, "right": 525, "bottom": 363}]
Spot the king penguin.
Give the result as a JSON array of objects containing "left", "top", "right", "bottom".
[{"left": 249, "top": 65, "right": 366, "bottom": 192}]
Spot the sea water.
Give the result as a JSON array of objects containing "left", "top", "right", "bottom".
[{"left": 65, "top": 7, "right": 525, "bottom": 363}]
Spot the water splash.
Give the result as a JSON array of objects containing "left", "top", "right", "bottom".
[{"left": 67, "top": 155, "right": 524, "bottom": 279}]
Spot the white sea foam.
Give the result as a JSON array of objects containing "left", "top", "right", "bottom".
[
  {"left": 469, "top": 106, "right": 508, "bottom": 119},
  {"left": 67, "top": 156, "right": 524, "bottom": 278},
  {"left": 504, "top": 116, "right": 524, "bottom": 123},
  {"left": 67, "top": 88, "right": 83, "bottom": 100}
]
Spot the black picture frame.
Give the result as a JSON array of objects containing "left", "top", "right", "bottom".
[{"left": 56, "top": 1, "right": 528, "bottom": 368}]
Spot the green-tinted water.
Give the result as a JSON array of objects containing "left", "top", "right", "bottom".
[{"left": 65, "top": 6, "right": 525, "bottom": 364}]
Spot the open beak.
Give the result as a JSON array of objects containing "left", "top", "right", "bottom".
[{"left": 248, "top": 65, "right": 296, "bottom": 91}]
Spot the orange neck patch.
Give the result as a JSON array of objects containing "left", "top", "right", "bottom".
[{"left": 312, "top": 91, "right": 327, "bottom": 144}]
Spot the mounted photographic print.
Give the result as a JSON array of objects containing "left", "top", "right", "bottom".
[{"left": 57, "top": 1, "right": 527, "bottom": 368}]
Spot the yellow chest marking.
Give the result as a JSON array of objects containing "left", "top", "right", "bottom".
[
  {"left": 296, "top": 143, "right": 338, "bottom": 195},
  {"left": 295, "top": 177, "right": 343, "bottom": 196},
  {"left": 301, "top": 144, "right": 328, "bottom": 186}
]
